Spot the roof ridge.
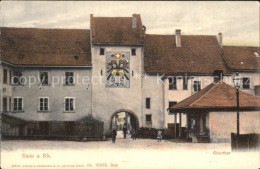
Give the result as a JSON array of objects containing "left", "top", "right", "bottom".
[
  {"left": 146, "top": 34, "right": 216, "bottom": 37},
  {"left": 93, "top": 16, "right": 132, "bottom": 18},
  {"left": 223, "top": 45, "right": 260, "bottom": 48},
  {"left": 189, "top": 82, "right": 217, "bottom": 107},
  {"left": 1, "top": 27, "right": 89, "bottom": 31},
  {"left": 190, "top": 82, "right": 260, "bottom": 107}
]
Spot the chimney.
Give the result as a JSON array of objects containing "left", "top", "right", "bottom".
[
  {"left": 90, "top": 14, "right": 95, "bottom": 37},
  {"left": 132, "top": 14, "right": 138, "bottom": 28},
  {"left": 218, "top": 32, "right": 222, "bottom": 47},
  {"left": 140, "top": 25, "right": 146, "bottom": 41},
  {"left": 175, "top": 29, "right": 181, "bottom": 47}
]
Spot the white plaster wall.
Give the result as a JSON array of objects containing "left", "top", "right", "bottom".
[
  {"left": 91, "top": 46, "right": 143, "bottom": 134},
  {"left": 209, "top": 111, "right": 260, "bottom": 142},
  {"left": 142, "top": 76, "right": 164, "bottom": 129},
  {"left": 11, "top": 68, "right": 92, "bottom": 121},
  {"left": 229, "top": 72, "right": 260, "bottom": 95}
]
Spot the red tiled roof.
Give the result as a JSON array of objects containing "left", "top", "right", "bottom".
[
  {"left": 144, "top": 34, "right": 230, "bottom": 75},
  {"left": 0, "top": 27, "right": 91, "bottom": 66},
  {"left": 168, "top": 81, "right": 260, "bottom": 112},
  {"left": 91, "top": 14, "right": 144, "bottom": 45},
  {"left": 223, "top": 46, "right": 260, "bottom": 71}
]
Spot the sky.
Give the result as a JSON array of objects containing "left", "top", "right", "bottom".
[{"left": 0, "top": 1, "right": 259, "bottom": 46}]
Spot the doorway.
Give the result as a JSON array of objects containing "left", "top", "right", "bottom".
[{"left": 110, "top": 110, "right": 139, "bottom": 138}]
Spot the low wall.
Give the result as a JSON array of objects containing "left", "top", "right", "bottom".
[
  {"left": 209, "top": 111, "right": 260, "bottom": 142},
  {"left": 231, "top": 133, "right": 260, "bottom": 151}
]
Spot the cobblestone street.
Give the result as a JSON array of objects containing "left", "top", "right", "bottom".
[{"left": 1, "top": 139, "right": 259, "bottom": 169}]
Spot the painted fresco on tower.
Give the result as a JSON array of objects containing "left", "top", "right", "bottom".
[{"left": 106, "top": 52, "right": 130, "bottom": 87}]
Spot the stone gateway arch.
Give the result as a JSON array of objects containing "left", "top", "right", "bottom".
[{"left": 110, "top": 109, "right": 139, "bottom": 137}]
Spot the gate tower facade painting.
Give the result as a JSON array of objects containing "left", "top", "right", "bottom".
[{"left": 106, "top": 52, "right": 130, "bottom": 88}]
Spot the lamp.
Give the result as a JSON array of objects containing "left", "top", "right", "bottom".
[
  {"left": 233, "top": 72, "right": 241, "bottom": 135},
  {"left": 233, "top": 73, "right": 241, "bottom": 89}
]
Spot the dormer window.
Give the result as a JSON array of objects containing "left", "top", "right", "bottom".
[{"left": 254, "top": 52, "right": 259, "bottom": 57}]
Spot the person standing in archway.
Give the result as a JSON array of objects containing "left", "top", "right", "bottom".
[
  {"left": 131, "top": 128, "right": 137, "bottom": 140},
  {"left": 157, "top": 130, "right": 162, "bottom": 142},
  {"left": 112, "top": 129, "right": 117, "bottom": 143},
  {"left": 123, "top": 122, "right": 127, "bottom": 139}
]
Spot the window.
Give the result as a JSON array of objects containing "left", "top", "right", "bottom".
[
  {"left": 145, "top": 115, "right": 152, "bottom": 128},
  {"left": 9, "top": 97, "right": 11, "bottom": 112},
  {"left": 242, "top": 77, "right": 250, "bottom": 89},
  {"left": 13, "top": 71, "right": 22, "bottom": 85},
  {"left": 40, "top": 72, "right": 48, "bottom": 85},
  {"left": 65, "top": 72, "right": 74, "bottom": 85},
  {"left": 65, "top": 98, "right": 75, "bottom": 112},
  {"left": 9, "top": 70, "right": 12, "bottom": 84},
  {"left": 100, "top": 48, "right": 105, "bottom": 55},
  {"left": 13, "top": 98, "right": 23, "bottom": 111},
  {"left": 169, "top": 77, "right": 177, "bottom": 90},
  {"left": 169, "top": 101, "right": 177, "bottom": 108},
  {"left": 193, "top": 81, "right": 201, "bottom": 92},
  {"left": 183, "top": 77, "right": 188, "bottom": 90},
  {"left": 39, "top": 97, "right": 49, "bottom": 111},
  {"left": 3, "top": 97, "right": 7, "bottom": 112},
  {"left": 3, "top": 69, "right": 8, "bottom": 84},
  {"left": 146, "top": 98, "right": 150, "bottom": 109},
  {"left": 131, "top": 48, "right": 136, "bottom": 56},
  {"left": 146, "top": 115, "right": 152, "bottom": 122}
]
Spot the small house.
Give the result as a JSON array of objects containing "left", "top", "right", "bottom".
[{"left": 168, "top": 81, "right": 260, "bottom": 143}]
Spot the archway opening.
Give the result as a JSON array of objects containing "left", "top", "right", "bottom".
[{"left": 110, "top": 110, "right": 139, "bottom": 138}]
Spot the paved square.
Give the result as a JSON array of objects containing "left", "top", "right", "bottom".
[{"left": 1, "top": 139, "right": 259, "bottom": 169}]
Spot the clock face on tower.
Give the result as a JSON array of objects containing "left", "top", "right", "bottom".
[{"left": 106, "top": 51, "right": 130, "bottom": 88}]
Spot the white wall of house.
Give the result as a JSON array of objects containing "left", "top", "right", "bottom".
[
  {"left": 11, "top": 68, "right": 92, "bottom": 121},
  {"left": 209, "top": 111, "right": 260, "bottom": 142},
  {"left": 91, "top": 45, "right": 143, "bottom": 134},
  {"left": 142, "top": 76, "right": 164, "bottom": 129},
  {"left": 230, "top": 72, "right": 260, "bottom": 95}
]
